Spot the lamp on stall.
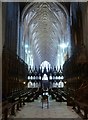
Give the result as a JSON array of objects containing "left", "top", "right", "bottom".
[{"left": 23, "top": 81, "right": 26, "bottom": 85}]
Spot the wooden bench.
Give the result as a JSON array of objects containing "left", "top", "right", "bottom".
[
  {"left": 2, "top": 90, "right": 29, "bottom": 119},
  {"left": 2, "top": 101, "right": 18, "bottom": 120},
  {"left": 73, "top": 100, "right": 88, "bottom": 119},
  {"left": 62, "top": 96, "right": 67, "bottom": 102}
]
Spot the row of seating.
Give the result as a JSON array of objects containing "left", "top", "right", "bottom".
[
  {"left": 50, "top": 88, "right": 67, "bottom": 102},
  {"left": 2, "top": 46, "right": 30, "bottom": 120},
  {"left": 67, "top": 82, "right": 88, "bottom": 119},
  {"left": 2, "top": 46, "right": 29, "bottom": 100},
  {"left": 73, "top": 84, "right": 88, "bottom": 119},
  {"left": 26, "top": 88, "right": 41, "bottom": 102},
  {"left": 73, "top": 100, "right": 88, "bottom": 119},
  {"left": 2, "top": 88, "right": 34, "bottom": 120}
]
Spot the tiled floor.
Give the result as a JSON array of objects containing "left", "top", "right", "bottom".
[{"left": 12, "top": 97, "right": 81, "bottom": 119}]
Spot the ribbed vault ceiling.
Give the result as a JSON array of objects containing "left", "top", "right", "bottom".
[{"left": 22, "top": 3, "right": 71, "bottom": 68}]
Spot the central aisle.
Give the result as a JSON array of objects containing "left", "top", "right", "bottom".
[{"left": 13, "top": 97, "right": 81, "bottom": 119}]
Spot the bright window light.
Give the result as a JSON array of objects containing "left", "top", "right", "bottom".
[
  {"left": 39, "top": 76, "right": 41, "bottom": 80},
  {"left": 28, "top": 81, "right": 32, "bottom": 88},
  {"left": 49, "top": 75, "right": 52, "bottom": 80},
  {"left": 42, "top": 74, "right": 48, "bottom": 80},
  {"left": 60, "top": 76, "right": 64, "bottom": 80},
  {"left": 28, "top": 50, "right": 30, "bottom": 53},
  {"left": 25, "top": 49, "right": 27, "bottom": 53},
  {"left": 40, "top": 61, "right": 51, "bottom": 71},
  {"left": 58, "top": 81, "right": 64, "bottom": 88},
  {"left": 60, "top": 43, "right": 68, "bottom": 49},
  {"left": 25, "top": 44, "right": 29, "bottom": 48},
  {"left": 28, "top": 76, "right": 30, "bottom": 80}
]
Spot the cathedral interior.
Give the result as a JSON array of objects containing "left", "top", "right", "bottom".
[{"left": 1, "top": 2, "right": 88, "bottom": 119}]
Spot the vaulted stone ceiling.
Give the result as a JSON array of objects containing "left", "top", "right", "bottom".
[{"left": 21, "top": 2, "right": 71, "bottom": 68}]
